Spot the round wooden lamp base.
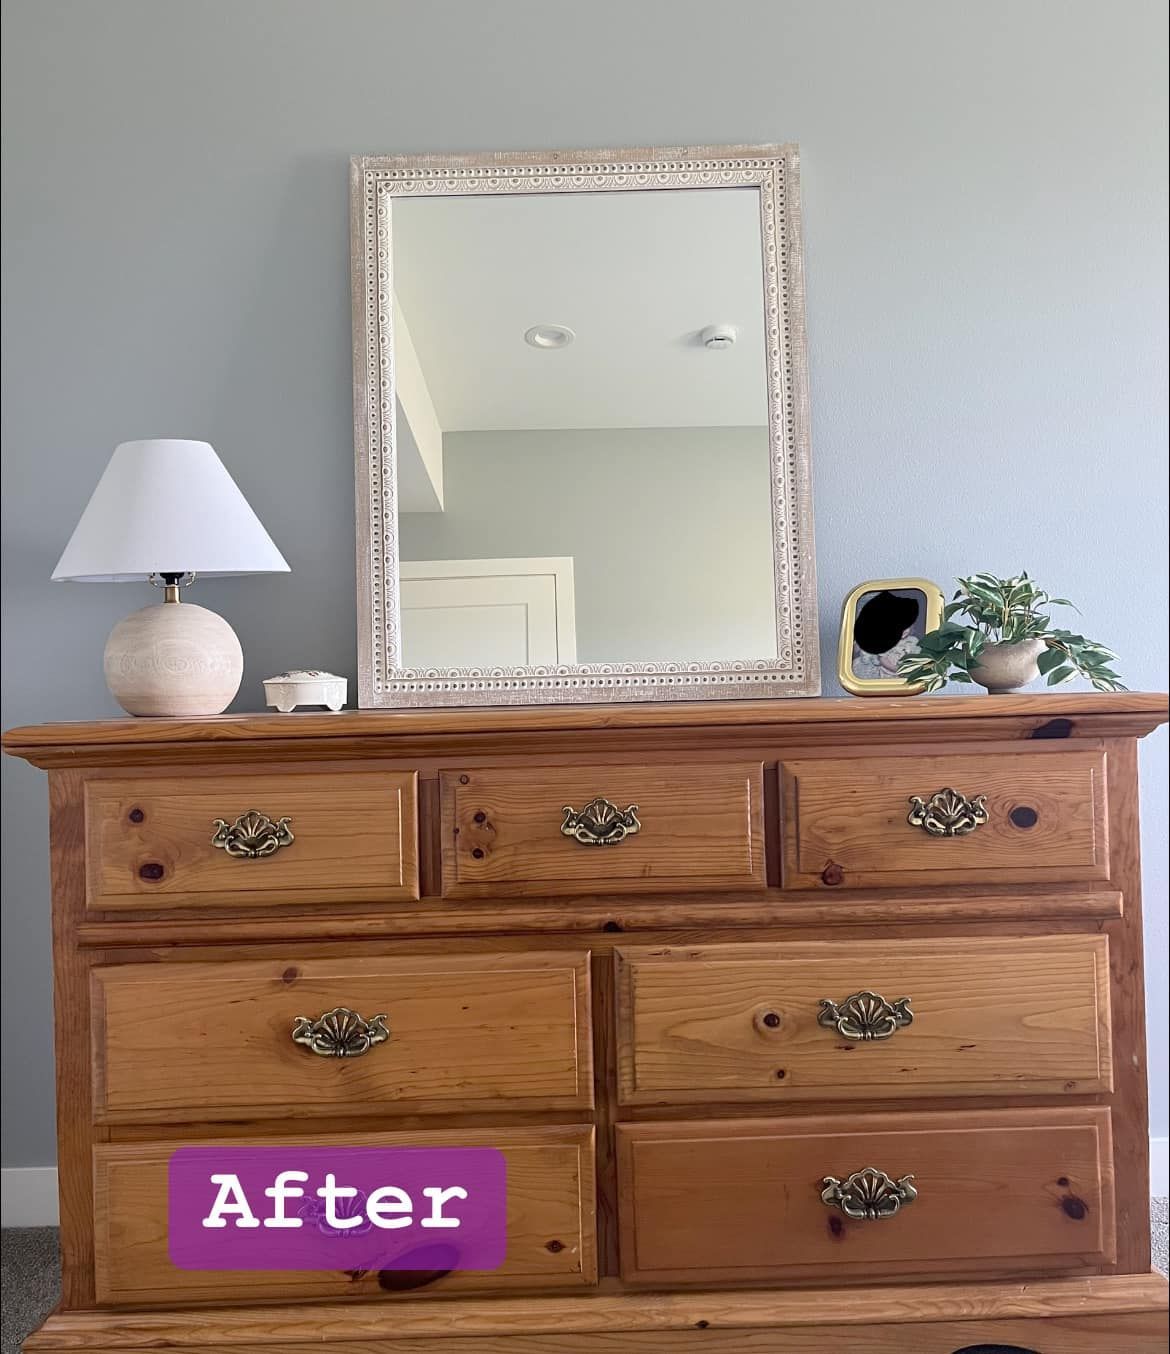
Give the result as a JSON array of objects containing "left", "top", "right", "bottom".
[{"left": 103, "top": 602, "right": 243, "bottom": 717}]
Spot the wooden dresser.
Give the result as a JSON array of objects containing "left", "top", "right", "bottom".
[{"left": 4, "top": 692, "right": 1168, "bottom": 1353}]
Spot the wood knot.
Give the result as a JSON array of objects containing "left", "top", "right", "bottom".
[
  {"left": 1009, "top": 805, "right": 1039, "bottom": 829},
  {"left": 1031, "top": 717, "right": 1074, "bottom": 739},
  {"left": 127, "top": 807, "right": 145, "bottom": 824},
  {"left": 602, "top": 920, "right": 624, "bottom": 933},
  {"left": 138, "top": 861, "right": 164, "bottom": 882},
  {"left": 545, "top": 1239, "right": 565, "bottom": 1252},
  {"left": 281, "top": 967, "right": 299, "bottom": 984},
  {"left": 1060, "top": 1195, "right": 1089, "bottom": 1220},
  {"left": 820, "top": 861, "right": 845, "bottom": 887}
]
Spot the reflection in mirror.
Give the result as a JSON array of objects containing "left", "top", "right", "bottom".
[{"left": 391, "top": 188, "right": 776, "bottom": 670}]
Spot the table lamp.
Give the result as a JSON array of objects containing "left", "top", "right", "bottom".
[{"left": 52, "top": 439, "right": 290, "bottom": 717}]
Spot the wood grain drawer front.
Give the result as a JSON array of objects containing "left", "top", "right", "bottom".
[
  {"left": 441, "top": 762, "right": 765, "bottom": 898},
  {"left": 94, "top": 1124, "right": 596, "bottom": 1305},
  {"left": 92, "top": 952, "right": 592, "bottom": 1120},
  {"left": 615, "top": 935, "right": 1112, "bottom": 1104},
  {"left": 781, "top": 748, "right": 1108, "bottom": 889},
  {"left": 616, "top": 1107, "right": 1115, "bottom": 1286},
  {"left": 85, "top": 770, "right": 419, "bottom": 910}
]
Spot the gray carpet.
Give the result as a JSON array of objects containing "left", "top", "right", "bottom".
[
  {"left": 2, "top": 1205, "right": 1167, "bottom": 1353},
  {"left": 1, "top": 1228, "right": 58, "bottom": 1354}
]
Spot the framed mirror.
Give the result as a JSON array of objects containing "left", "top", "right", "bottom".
[{"left": 351, "top": 144, "right": 818, "bottom": 707}]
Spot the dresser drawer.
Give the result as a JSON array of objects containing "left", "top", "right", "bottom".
[
  {"left": 441, "top": 762, "right": 765, "bottom": 898},
  {"left": 616, "top": 1108, "right": 1114, "bottom": 1285},
  {"left": 616, "top": 934, "right": 1112, "bottom": 1104},
  {"left": 781, "top": 748, "right": 1108, "bottom": 888},
  {"left": 92, "top": 951, "right": 592, "bottom": 1119},
  {"left": 94, "top": 1124, "right": 596, "bottom": 1305},
  {"left": 85, "top": 769, "right": 419, "bottom": 910}
]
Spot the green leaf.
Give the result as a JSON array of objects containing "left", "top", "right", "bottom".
[
  {"left": 1037, "top": 646, "right": 1067, "bottom": 675},
  {"left": 965, "top": 584, "right": 1003, "bottom": 607},
  {"left": 1045, "top": 666, "right": 1076, "bottom": 685},
  {"left": 948, "top": 671, "right": 976, "bottom": 683},
  {"left": 916, "top": 625, "right": 972, "bottom": 656},
  {"left": 897, "top": 657, "right": 935, "bottom": 677}
]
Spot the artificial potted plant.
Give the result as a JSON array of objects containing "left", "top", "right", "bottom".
[{"left": 896, "top": 573, "right": 1125, "bottom": 695}]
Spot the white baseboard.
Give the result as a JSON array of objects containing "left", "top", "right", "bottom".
[
  {"left": 3, "top": 1141, "right": 1169, "bottom": 1227},
  {"left": 1, "top": 1167, "right": 58, "bottom": 1226},
  {"left": 1152, "top": 1135, "right": 1169, "bottom": 1198}
]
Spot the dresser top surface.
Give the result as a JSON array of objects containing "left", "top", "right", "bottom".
[{"left": 3, "top": 692, "right": 1166, "bottom": 767}]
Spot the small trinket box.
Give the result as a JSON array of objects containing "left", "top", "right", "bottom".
[{"left": 262, "top": 670, "right": 347, "bottom": 713}]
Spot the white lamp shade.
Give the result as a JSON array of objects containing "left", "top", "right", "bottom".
[{"left": 52, "top": 440, "right": 290, "bottom": 581}]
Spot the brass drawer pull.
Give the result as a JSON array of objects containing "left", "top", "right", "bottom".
[
  {"left": 818, "top": 991, "right": 912, "bottom": 1041},
  {"left": 907, "top": 788, "right": 988, "bottom": 837},
  {"left": 211, "top": 810, "right": 294, "bottom": 858},
  {"left": 821, "top": 1167, "right": 917, "bottom": 1220},
  {"left": 291, "top": 1007, "right": 390, "bottom": 1058},
  {"left": 560, "top": 797, "right": 641, "bottom": 846}
]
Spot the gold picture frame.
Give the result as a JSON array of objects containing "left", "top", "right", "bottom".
[{"left": 837, "top": 578, "right": 944, "bottom": 696}]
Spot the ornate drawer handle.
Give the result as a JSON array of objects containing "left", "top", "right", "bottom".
[
  {"left": 907, "top": 788, "right": 988, "bottom": 837},
  {"left": 818, "top": 991, "right": 913, "bottom": 1041},
  {"left": 211, "top": 810, "right": 294, "bottom": 858},
  {"left": 821, "top": 1167, "right": 917, "bottom": 1220},
  {"left": 291, "top": 1007, "right": 390, "bottom": 1057},
  {"left": 560, "top": 797, "right": 641, "bottom": 846}
]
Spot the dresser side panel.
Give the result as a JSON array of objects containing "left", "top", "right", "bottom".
[
  {"left": 1102, "top": 736, "right": 1152, "bottom": 1273},
  {"left": 47, "top": 768, "right": 98, "bottom": 1307}
]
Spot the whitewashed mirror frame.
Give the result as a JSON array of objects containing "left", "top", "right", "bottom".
[{"left": 351, "top": 143, "right": 819, "bottom": 707}]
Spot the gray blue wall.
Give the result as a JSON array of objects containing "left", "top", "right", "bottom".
[{"left": 2, "top": 0, "right": 1166, "bottom": 1167}]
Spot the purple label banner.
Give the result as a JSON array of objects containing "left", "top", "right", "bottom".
[{"left": 168, "top": 1146, "right": 506, "bottom": 1271}]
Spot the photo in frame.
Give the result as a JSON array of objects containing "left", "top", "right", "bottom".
[{"left": 837, "top": 578, "right": 944, "bottom": 696}]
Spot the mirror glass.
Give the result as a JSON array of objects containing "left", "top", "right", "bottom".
[{"left": 390, "top": 188, "right": 777, "bottom": 670}]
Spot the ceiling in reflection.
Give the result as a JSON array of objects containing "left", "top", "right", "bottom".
[{"left": 391, "top": 187, "right": 769, "bottom": 433}]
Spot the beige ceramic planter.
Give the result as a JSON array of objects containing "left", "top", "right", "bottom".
[{"left": 968, "top": 638, "right": 1048, "bottom": 695}]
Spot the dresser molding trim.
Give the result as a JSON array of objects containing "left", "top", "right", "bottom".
[
  {"left": 4, "top": 692, "right": 1167, "bottom": 768},
  {"left": 73, "top": 889, "right": 1125, "bottom": 947},
  {"left": 22, "top": 1274, "right": 1170, "bottom": 1350}
]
